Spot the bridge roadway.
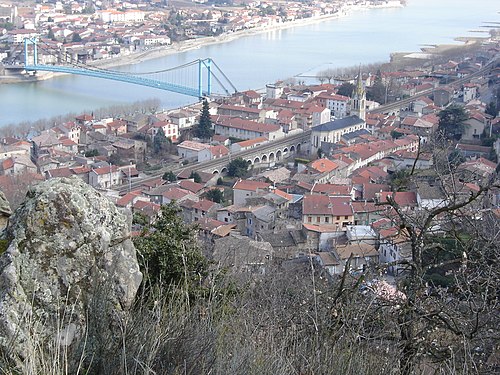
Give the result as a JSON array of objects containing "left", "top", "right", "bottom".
[
  {"left": 118, "top": 57, "right": 498, "bottom": 194},
  {"left": 24, "top": 64, "right": 203, "bottom": 97}
]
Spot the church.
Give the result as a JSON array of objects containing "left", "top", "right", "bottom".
[{"left": 310, "top": 70, "right": 367, "bottom": 154}]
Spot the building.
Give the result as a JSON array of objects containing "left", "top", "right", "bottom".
[
  {"left": 177, "top": 140, "right": 210, "bottom": 160},
  {"left": 198, "top": 145, "right": 230, "bottom": 162},
  {"left": 311, "top": 115, "right": 366, "bottom": 153},
  {"left": 213, "top": 116, "right": 285, "bottom": 141},
  {"left": 302, "top": 195, "right": 354, "bottom": 230},
  {"left": 232, "top": 179, "right": 271, "bottom": 206},
  {"left": 88, "top": 165, "right": 122, "bottom": 189}
]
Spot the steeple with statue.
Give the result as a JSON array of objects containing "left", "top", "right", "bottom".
[{"left": 350, "top": 67, "right": 366, "bottom": 121}]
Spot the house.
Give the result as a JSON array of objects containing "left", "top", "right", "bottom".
[
  {"left": 377, "top": 227, "right": 412, "bottom": 275},
  {"left": 150, "top": 121, "right": 179, "bottom": 142},
  {"left": 314, "top": 252, "right": 342, "bottom": 276},
  {"left": 107, "top": 119, "right": 128, "bottom": 135},
  {"left": 376, "top": 191, "right": 418, "bottom": 211},
  {"left": 414, "top": 180, "right": 448, "bottom": 210},
  {"left": 302, "top": 195, "right": 354, "bottom": 230},
  {"left": 294, "top": 104, "right": 331, "bottom": 130},
  {"left": 390, "top": 150, "right": 433, "bottom": 170},
  {"left": 0, "top": 155, "right": 37, "bottom": 176},
  {"left": 168, "top": 109, "right": 197, "bottom": 130},
  {"left": 161, "top": 187, "right": 197, "bottom": 205},
  {"left": 232, "top": 179, "right": 271, "bottom": 206},
  {"left": 320, "top": 93, "right": 350, "bottom": 119},
  {"left": 217, "top": 104, "right": 270, "bottom": 121},
  {"left": 178, "top": 179, "right": 205, "bottom": 195},
  {"left": 88, "top": 165, "right": 122, "bottom": 189},
  {"left": 177, "top": 140, "right": 210, "bottom": 160},
  {"left": 198, "top": 145, "right": 230, "bottom": 162},
  {"left": 351, "top": 201, "right": 384, "bottom": 226},
  {"left": 182, "top": 199, "right": 220, "bottom": 222},
  {"left": 311, "top": 115, "right": 366, "bottom": 153},
  {"left": 244, "top": 205, "right": 276, "bottom": 239},
  {"left": 412, "top": 97, "right": 434, "bottom": 114},
  {"left": 400, "top": 116, "right": 436, "bottom": 140},
  {"left": 345, "top": 225, "right": 378, "bottom": 245},
  {"left": 462, "top": 112, "right": 489, "bottom": 142},
  {"left": 333, "top": 243, "right": 379, "bottom": 272},
  {"left": 456, "top": 143, "right": 491, "bottom": 159},
  {"left": 56, "top": 122, "right": 81, "bottom": 144},
  {"left": 462, "top": 83, "right": 478, "bottom": 102}
]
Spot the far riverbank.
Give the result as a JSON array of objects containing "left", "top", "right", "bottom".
[{"left": 1, "top": 1, "right": 405, "bottom": 83}]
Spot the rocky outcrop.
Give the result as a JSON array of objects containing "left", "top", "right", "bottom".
[
  {"left": 0, "top": 177, "right": 142, "bottom": 366},
  {"left": 0, "top": 190, "right": 11, "bottom": 233}
]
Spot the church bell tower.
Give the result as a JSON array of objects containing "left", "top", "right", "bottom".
[{"left": 350, "top": 68, "right": 366, "bottom": 121}]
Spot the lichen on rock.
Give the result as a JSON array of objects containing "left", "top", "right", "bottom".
[
  {"left": 0, "top": 189, "right": 11, "bottom": 235},
  {"left": 0, "top": 177, "right": 142, "bottom": 368}
]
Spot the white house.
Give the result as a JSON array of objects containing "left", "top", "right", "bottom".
[
  {"left": 232, "top": 179, "right": 271, "bottom": 206},
  {"left": 151, "top": 121, "right": 179, "bottom": 142},
  {"left": 177, "top": 140, "right": 210, "bottom": 160},
  {"left": 89, "top": 165, "right": 122, "bottom": 189},
  {"left": 326, "top": 94, "right": 350, "bottom": 119},
  {"left": 198, "top": 145, "right": 229, "bottom": 162},
  {"left": 168, "top": 110, "right": 197, "bottom": 130}
]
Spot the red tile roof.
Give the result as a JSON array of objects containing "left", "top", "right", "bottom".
[
  {"left": 92, "top": 165, "right": 120, "bottom": 175},
  {"left": 378, "top": 191, "right": 417, "bottom": 207},
  {"left": 233, "top": 179, "right": 270, "bottom": 192},
  {"left": 311, "top": 183, "right": 351, "bottom": 196},
  {"left": 178, "top": 179, "right": 205, "bottom": 193},
  {"left": 303, "top": 195, "right": 353, "bottom": 216},
  {"left": 192, "top": 199, "right": 217, "bottom": 212},
  {"left": 309, "top": 158, "right": 339, "bottom": 173},
  {"left": 213, "top": 115, "right": 280, "bottom": 134}
]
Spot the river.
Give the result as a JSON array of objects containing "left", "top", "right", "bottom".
[{"left": 1, "top": 0, "right": 499, "bottom": 127}]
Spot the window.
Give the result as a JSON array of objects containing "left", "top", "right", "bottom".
[
  {"left": 316, "top": 217, "right": 320, "bottom": 223},
  {"left": 308, "top": 217, "right": 312, "bottom": 223},
  {"left": 345, "top": 216, "right": 348, "bottom": 220},
  {"left": 325, "top": 217, "right": 329, "bottom": 223},
  {"left": 337, "top": 216, "right": 340, "bottom": 220}
]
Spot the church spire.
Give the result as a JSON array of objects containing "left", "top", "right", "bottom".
[{"left": 350, "top": 66, "right": 366, "bottom": 120}]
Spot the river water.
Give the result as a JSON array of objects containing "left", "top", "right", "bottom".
[{"left": 1, "top": 0, "right": 499, "bottom": 127}]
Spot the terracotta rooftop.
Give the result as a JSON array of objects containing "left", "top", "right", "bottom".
[
  {"left": 302, "top": 195, "right": 353, "bottom": 216},
  {"left": 233, "top": 179, "right": 271, "bottom": 192}
]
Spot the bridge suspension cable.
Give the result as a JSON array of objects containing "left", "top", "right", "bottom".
[{"left": 23, "top": 37, "right": 238, "bottom": 98}]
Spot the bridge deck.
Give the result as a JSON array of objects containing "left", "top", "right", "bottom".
[{"left": 24, "top": 64, "right": 204, "bottom": 98}]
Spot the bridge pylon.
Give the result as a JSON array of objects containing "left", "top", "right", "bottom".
[{"left": 23, "top": 37, "right": 38, "bottom": 66}]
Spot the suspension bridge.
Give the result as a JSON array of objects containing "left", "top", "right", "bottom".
[{"left": 20, "top": 37, "right": 237, "bottom": 98}]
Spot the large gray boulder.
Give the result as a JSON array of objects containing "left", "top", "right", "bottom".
[
  {"left": 0, "top": 177, "right": 142, "bottom": 366},
  {"left": 0, "top": 190, "right": 11, "bottom": 233}
]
